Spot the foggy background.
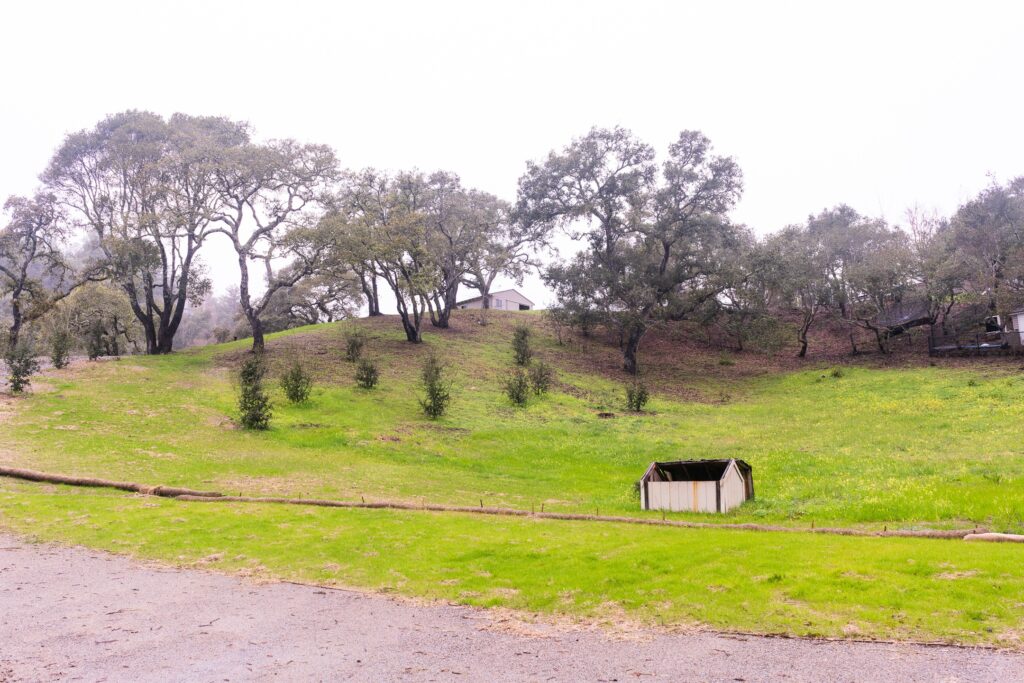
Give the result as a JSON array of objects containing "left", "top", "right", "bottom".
[{"left": 2, "top": 0, "right": 1022, "bottom": 310}]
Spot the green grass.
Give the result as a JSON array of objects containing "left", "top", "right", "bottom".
[
  {"left": 2, "top": 481, "right": 1022, "bottom": 646},
  {"left": 3, "top": 312, "right": 1024, "bottom": 646},
  {"left": 3, "top": 314, "right": 1023, "bottom": 530}
]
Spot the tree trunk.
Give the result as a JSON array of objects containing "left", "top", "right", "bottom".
[
  {"left": 361, "top": 271, "right": 382, "bottom": 317},
  {"left": 402, "top": 320, "right": 421, "bottom": 342},
  {"left": 156, "top": 311, "right": 175, "bottom": 354},
  {"left": 429, "top": 289, "right": 453, "bottom": 329},
  {"left": 156, "top": 334, "right": 174, "bottom": 354},
  {"left": 7, "top": 295, "right": 22, "bottom": 350},
  {"left": 233, "top": 244, "right": 266, "bottom": 353},
  {"left": 250, "top": 316, "right": 266, "bottom": 352},
  {"left": 394, "top": 293, "right": 423, "bottom": 343},
  {"left": 368, "top": 276, "right": 381, "bottom": 316},
  {"left": 622, "top": 325, "right": 644, "bottom": 375},
  {"left": 873, "top": 327, "right": 890, "bottom": 354},
  {"left": 142, "top": 322, "right": 158, "bottom": 355},
  {"left": 122, "top": 281, "right": 161, "bottom": 355},
  {"left": 797, "top": 312, "right": 813, "bottom": 358},
  {"left": 398, "top": 308, "right": 421, "bottom": 342}
]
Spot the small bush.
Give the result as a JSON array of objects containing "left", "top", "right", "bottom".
[
  {"left": 280, "top": 361, "right": 313, "bottom": 404},
  {"left": 355, "top": 358, "right": 380, "bottom": 389},
  {"left": 345, "top": 330, "right": 366, "bottom": 362},
  {"left": 830, "top": 367, "right": 844, "bottom": 379},
  {"left": 718, "top": 355, "right": 735, "bottom": 366},
  {"left": 5, "top": 341, "right": 40, "bottom": 394},
  {"left": 86, "top": 321, "right": 106, "bottom": 360},
  {"left": 504, "top": 368, "right": 530, "bottom": 406},
  {"left": 625, "top": 382, "right": 650, "bottom": 412},
  {"left": 746, "top": 316, "right": 791, "bottom": 355},
  {"left": 50, "top": 331, "right": 72, "bottom": 369},
  {"left": 419, "top": 353, "right": 451, "bottom": 419},
  {"left": 511, "top": 325, "right": 532, "bottom": 366},
  {"left": 238, "top": 354, "right": 272, "bottom": 430},
  {"left": 966, "top": 378, "right": 978, "bottom": 387},
  {"left": 528, "top": 360, "right": 554, "bottom": 396}
]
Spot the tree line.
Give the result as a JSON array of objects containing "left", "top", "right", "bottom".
[{"left": 2, "top": 111, "right": 1023, "bottom": 375}]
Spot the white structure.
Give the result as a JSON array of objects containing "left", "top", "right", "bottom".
[
  {"left": 457, "top": 288, "right": 534, "bottom": 311},
  {"left": 639, "top": 459, "right": 753, "bottom": 513},
  {"left": 1005, "top": 309, "right": 1024, "bottom": 348}
]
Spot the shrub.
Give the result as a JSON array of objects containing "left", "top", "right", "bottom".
[
  {"left": 5, "top": 341, "right": 40, "bottom": 394},
  {"left": 528, "top": 360, "right": 554, "bottom": 396},
  {"left": 830, "top": 367, "right": 845, "bottom": 379},
  {"left": 419, "top": 353, "right": 451, "bottom": 419},
  {"left": 86, "top": 321, "right": 106, "bottom": 360},
  {"left": 355, "top": 358, "right": 380, "bottom": 389},
  {"left": 718, "top": 355, "right": 735, "bottom": 366},
  {"left": 280, "top": 361, "right": 313, "bottom": 404},
  {"left": 625, "top": 382, "right": 650, "bottom": 412},
  {"left": 238, "top": 354, "right": 272, "bottom": 430},
  {"left": 345, "top": 330, "right": 366, "bottom": 362},
  {"left": 511, "top": 325, "right": 532, "bottom": 366},
  {"left": 746, "top": 316, "right": 791, "bottom": 356},
  {"left": 50, "top": 331, "right": 72, "bottom": 370},
  {"left": 504, "top": 368, "right": 530, "bottom": 406}
]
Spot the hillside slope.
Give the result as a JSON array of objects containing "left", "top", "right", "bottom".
[{"left": 2, "top": 309, "right": 1023, "bottom": 529}]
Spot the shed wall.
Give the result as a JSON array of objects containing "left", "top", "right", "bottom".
[
  {"left": 719, "top": 463, "right": 747, "bottom": 512},
  {"left": 646, "top": 480, "right": 719, "bottom": 512}
]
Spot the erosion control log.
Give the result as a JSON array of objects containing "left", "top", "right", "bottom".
[
  {"left": 0, "top": 466, "right": 223, "bottom": 499},
  {"left": 0, "top": 466, "right": 991, "bottom": 540},
  {"left": 963, "top": 532, "right": 1024, "bottom": 543}
]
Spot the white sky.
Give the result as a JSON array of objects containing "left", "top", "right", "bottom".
[{"left": 2, "top": 0, "right": 1023, "bottom": 310}]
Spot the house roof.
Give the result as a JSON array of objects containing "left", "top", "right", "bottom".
[{"left": 456, "top": 288, "right": 535, "bottom": 307}]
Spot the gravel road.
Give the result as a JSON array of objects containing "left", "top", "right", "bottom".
[{"left": 0, "top": 534, "right": 1020, "bottom": 682}]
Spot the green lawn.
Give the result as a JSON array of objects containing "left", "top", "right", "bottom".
[
  {"left": 2, "top": 313, "right": 1024, "bottom": 646},
  {"left": 3, "top": 314, "right": 1023, "bottom": 530},
  {"left": 2, "top": 481, "right": 1022, "bottom": 646}
]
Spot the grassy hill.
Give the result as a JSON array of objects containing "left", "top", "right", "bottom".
[{"left": 2, "top": 311, "right": 1024, "bottom": 645}]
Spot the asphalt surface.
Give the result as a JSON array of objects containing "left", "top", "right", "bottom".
[{"left": 0, "top": 534, "right": 1020, "bottom": 682}]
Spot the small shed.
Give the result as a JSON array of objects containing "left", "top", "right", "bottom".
[{"left": 639, "top": 459, "right": 753, "bottom": 513}]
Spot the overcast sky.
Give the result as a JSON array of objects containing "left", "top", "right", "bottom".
[{"left": 2, "top": 1, "right": 1022, "bottom": 309}]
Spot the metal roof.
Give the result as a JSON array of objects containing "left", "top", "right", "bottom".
[{"left": 456, "top": 288, "right": 535, "bottom": 306}]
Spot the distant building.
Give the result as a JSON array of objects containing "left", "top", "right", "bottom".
[
  {"left": 457, "top": 288, "right": 534, "bottom": 311},
  {"left": 930, "top": 310, "right": 1024, "bottom": 355}
]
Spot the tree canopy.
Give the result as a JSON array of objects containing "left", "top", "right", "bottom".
[{"left": 3, "top": 110, "right": 1024, "bottom": 366}]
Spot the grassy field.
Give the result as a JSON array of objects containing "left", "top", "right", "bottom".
[
  {"left": 2, "top": 482, "right": 1023, "bottom": 646},
  {"left": 2, "top": 311, "right": 1023, "bottom": 645},
  {"left": 2, "top": 313, "right": 1023, "bottom": 529}
]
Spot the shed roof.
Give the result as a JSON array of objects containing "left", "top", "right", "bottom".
[{"left": 641, "top": 459, "right": 751, "bottom": 483}]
